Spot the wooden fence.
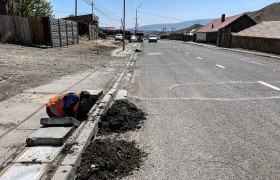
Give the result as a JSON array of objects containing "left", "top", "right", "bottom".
[
  {"left": 0, "top": 15, "right": 79, "bottom": 47},
  {"left": 0, "top": 15, "right": 32, "bottom": 45}
]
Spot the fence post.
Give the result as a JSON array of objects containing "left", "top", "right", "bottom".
[
  {"left": 71, "top": 21, "right": 74, "bottom": 44},
  {"left": 58, "top": 19, "right": 62, "bottom": 47},
  {"left": 48, "top": 18, "right": 53, "bottom": 48}
]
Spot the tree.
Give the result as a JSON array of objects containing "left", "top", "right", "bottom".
[
  {"left": 68, "top": 14, "right": 75, "bottom": 17},
  {"left": 15, "top": 0, "right": 54, "bottom": 17}
]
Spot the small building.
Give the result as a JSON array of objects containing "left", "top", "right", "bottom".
[
  {"left": 231, "top": 21, "right": 280, "bottom": 55},
  {"left": 0, "top": 0, "right": 15, "bottom": 15},
  {"left": 196, "top": 13, "right": 256, "bottom": 44},
  {"left": 64, "top": 14, "right": 99, "bottom": 38}
]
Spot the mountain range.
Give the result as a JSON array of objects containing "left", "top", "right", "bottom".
[
  {"left": 137, "top": 2, "right": 280, "bottom": 31},
  {"left": 137, "top": 19, "right": 214, "bottom": 31}
]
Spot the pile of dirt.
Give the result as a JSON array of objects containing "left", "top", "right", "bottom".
[
  {"left": 98, "top": 100, "right": 146, "bottom": 135},
  {"left": 76, "top": 139, "right": 145, "bottom": 180}
]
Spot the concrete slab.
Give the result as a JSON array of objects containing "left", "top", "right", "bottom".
[
  {"left": 86, "top": 90, "right": 103, "bottom": 100},
  {"left": 116, "top": 90, "right": 128, "bottom": 100},
  {"left": 40, "top": 117, "right": 81, "bottom": 127},
  {"left": 26, "top": 127, "right": 75, "bottom": 146},
  {"left": 92, "top": 107, "right": 105, "bottom": 117},
  {"left": 13, "top": 146, "right": 63, "bottom": 163},
  {"left": 107, "top": 89, "right": 118, "bottom": 99},
  {"left": 52, "top": 166, "right": 75, "bottom": 180},
  {"left": 0, "top": 163, "right": 48, "bottom": 180},
  {"left": 61, "top": 118, "right": 100, "bottom": 167},
  {"left": 99, "top": 94, "right": 113, "bottom": 110}
]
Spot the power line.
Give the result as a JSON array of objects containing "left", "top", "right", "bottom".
[{"left": 138, "top": 11, "right": 186, "bottom": 21}]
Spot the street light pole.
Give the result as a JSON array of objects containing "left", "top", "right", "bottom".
[
  {"left": 135, "top": 4, "right": 142, "bottom": 34},
  {"left": 123, "top": 0, "right": 126, "bottom": 50}
]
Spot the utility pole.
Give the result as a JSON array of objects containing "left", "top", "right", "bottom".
[
  {"left": 75, "top": 0, "right": 77, "bottom": 16},
  {"left": 123, "top": 0, "right": 125, "bottom": 50},
  {"left": 91, "top": 1, "right": 94, "bottom": 18},
  {"left": 135, "top": 4, "right": 142, "bottom": 34}
]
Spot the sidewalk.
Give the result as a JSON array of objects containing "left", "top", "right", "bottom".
[
  {"left": 0, "top": 43, "right": 136, "bottom": 169},
  {"left": 185, "top": 41, "right": 280, "bottom": 60}
]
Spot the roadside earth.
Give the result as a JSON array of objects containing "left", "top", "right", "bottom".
[
  {"left": 0, "top": 37, "right": 124, "bottom": 101},
  {"left": 0, "top": 38, "right": 136, "bottom": 170}
]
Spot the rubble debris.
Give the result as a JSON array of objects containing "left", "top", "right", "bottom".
[
  {"left": 76, "top": 139, "right": 145, "bottom": 180},
  {"left": 98, "top": 100, "right": 146, "bottom": 135}
]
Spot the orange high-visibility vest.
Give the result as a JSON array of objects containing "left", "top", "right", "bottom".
[{"left": 46, "top": 93, "right": 80, "bottom": 117}]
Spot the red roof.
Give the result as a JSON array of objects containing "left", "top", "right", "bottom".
[{"left": 197, "top": 14, "right": 244, "bottom": 33}]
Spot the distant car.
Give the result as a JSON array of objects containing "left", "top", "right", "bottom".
[
  {"left": 115, "top": 34, "right": 123, "bottom": 41},
  {"left": 129, "top": 35, "right": 137, "bottom": 43},
  {"left": 148, "top": 35, "right": 158, "bottom": 43}
]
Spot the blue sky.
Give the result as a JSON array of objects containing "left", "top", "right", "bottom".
[{"left": 49, "top": 0, "right": 279, "bottom": 28}]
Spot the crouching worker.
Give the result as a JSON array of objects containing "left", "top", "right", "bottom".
[{"left": 46, "top": 91, "right": 91, "bottom": 119}]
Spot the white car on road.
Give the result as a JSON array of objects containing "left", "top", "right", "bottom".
[
  {"left": 148, "top": 35, "right": 158, "bottom": 43},
  {"left": 115, "top": 34, "right": 123, "bottom": 41}
]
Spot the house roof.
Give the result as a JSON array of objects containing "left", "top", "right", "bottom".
[
  {"left": 233, "top": 21, "right": 280, "bottom": 39},
  {"left": 197, "top": 14, "right": 244, "bottom": 33}
]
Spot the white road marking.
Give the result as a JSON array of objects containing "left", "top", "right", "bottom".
[
  {"left": 250, "top": 61, "right": 264, "bottom": 65},
  {"left": 132, "top": 96, "right": 280, "bottom": 102},
  {"left": 257, "top": 81, "right": 280, "bottom": 91},
  {"left": 185, "top": 52, "right": 189, "bottom": 55},
  {"left": 196, "top": 57, "right": 202, "bottom": 59},
  {"left": 147, "top": 53, "right": 162, "bottom": 56},
  {"left": 215, "top": 64, "right": 226, "bottom": 69},
  {"left": 240, "top": 58, "right": 251, "bottom": 61},
  {"left": 167, "top": 81, "right": 280, "bottom": 90}
]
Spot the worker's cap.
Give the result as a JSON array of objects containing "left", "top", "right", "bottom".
[{"left": 80, "top": 91, "right": 91, "bottom": 99}]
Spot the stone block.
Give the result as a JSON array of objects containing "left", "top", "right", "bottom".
[
  {"left": 116, "top": 90, "right": 128, "bottom": 100},
  {"left": 86, "top": 90, "right": 103, "bottom": 100},
  {"left": 40, "top": 117, "right": 81, "bottom": 127},
  {"left": 0, "top": 163, "right": 48, "bottom": 180},
  {"left": 13, "top": 146, "right": 63, "bottom": 163},
  {"left": 107, "top": 89, "right": 118, "bottom": 99},
  {"left": 92, "top": 108, "right": 105, "bottom": 117},
  {"left": 26, "top": 126, "right": 75, "bottom": 146},
  {"left": 99, "top": 94, "right": 113, "bottom": 110},
  {"left": 52, "top": 166, "right": 75, "bottom": 180},
  {"left": 61, "top": 117, "right": 100, "bottom": 167}
]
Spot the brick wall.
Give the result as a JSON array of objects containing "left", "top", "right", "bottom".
[{"left": 232, "top": 35, "right": 280, "bottom": 55}]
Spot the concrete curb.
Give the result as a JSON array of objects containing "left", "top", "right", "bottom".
[
  {"left": 51, "top": 43, "right": 139, "bottom": 180},
  {"left": 185, "top": 42, "right": 280, "bottom": 60}
]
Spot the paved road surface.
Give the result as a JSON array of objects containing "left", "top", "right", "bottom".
[{"left": 131, "top": 40, "right": 280, "bottom": 179}]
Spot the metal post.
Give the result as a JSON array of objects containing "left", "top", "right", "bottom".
[
  {"left": 135, "top": 5, "right": 142, "bottom": 35},
  {"left": 92, "top": 1, "right": 94, "bottom": 18},
  {"left": 123, "top": 0, "right": 125, "bottom": 51},
  {"left": 135, "top": 9, "right": 137, "bottom": 34},
  {"left": 75, "top": 0, "right": 77, "bottom": 16}
]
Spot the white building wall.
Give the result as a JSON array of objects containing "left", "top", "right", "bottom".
[{"left": 196, "top": 32, "right": 207, "bottom": 42}]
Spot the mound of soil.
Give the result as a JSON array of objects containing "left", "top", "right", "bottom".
[
  {"left": 76, "top": 139, "right": 145, "bottom": 180},
  {"left": 98, "top": 100, "right": 146, "bottom": 135}
]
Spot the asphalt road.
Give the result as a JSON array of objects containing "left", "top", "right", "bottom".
[{"left": 131, "top": 40, "right": 280, "bottom": 180}]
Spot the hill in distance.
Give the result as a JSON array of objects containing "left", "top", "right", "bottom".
[
  {"left": 247, "top": 2, "right": 280, "bottom": 23},
  {"left": 137, "top": 2, "right": 280, "bottom": 32},
  {"left": 137, "top": 19, "right": 214, "bottom": 31}
]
